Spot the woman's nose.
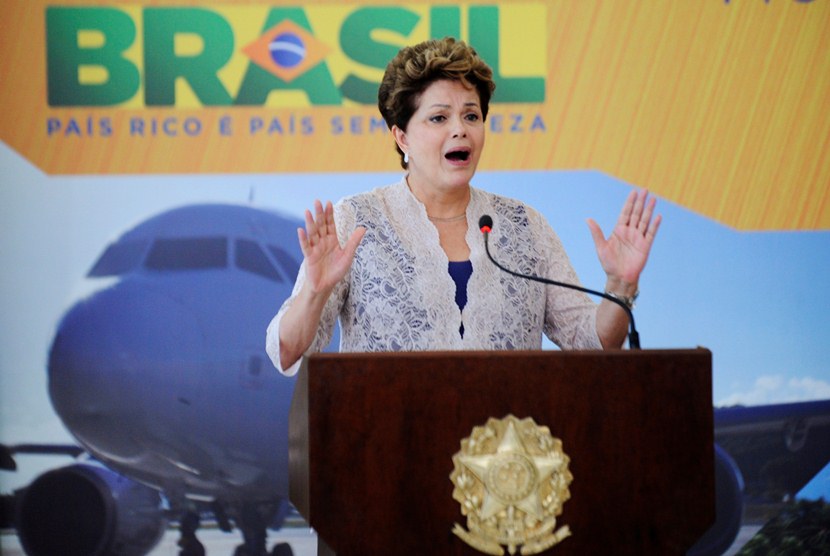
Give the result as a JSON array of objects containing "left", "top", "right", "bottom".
[{"left": 451, "top": 116, "right": 468, "bottom": 138}]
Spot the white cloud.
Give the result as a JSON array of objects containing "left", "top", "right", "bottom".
[{"left": 718, "top": 374, "right": 830, "bottom": 406}]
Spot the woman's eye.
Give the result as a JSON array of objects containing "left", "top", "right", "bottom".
[
  {"left": 430, "top": 115, "right": 446, "bottom": 123},
  {"left": 465, "top": 113, "right": 480, "bottom": 121}
]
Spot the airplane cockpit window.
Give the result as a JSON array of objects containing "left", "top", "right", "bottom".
[
  {"left": 145, "top": 237, "right": 227, "bottom": 270},
  {"left": 268, "top": 245, "right": 300, "bottom": 282},
  {"left": 235, "top": 239, "right": 283, "bottom": 282},
  {"left": 88, "top": 239, "right": 149, "bottom": 277}
]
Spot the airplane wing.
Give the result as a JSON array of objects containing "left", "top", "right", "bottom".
[
  {"left": 1, "top": 443, "right": 85, "bottom": 471},
  {"left": 715, "top": 399, "right": 830, "bottom": 510},
  {"left": 688, "top": 399, "right": 830, "bottom": 556}
]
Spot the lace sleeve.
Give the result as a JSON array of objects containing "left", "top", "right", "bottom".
[
  {"left": 528, "top": 208, "right": 602, "bottom": 350},
  {"left": 264, "top": 203, "right": 355, "bottom": 374}
]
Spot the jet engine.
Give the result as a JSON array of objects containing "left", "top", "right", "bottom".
[
  {"left": 688, "top": 443, "right": 745, "bottom": 556},
  {"left": 15, "top": 463, "right": 166, "bottom": 556}
]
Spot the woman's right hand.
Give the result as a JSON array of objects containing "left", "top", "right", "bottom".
[
  {"left": 277, "top": 200, "right": 364, "bottom": 371},
  {"left": 298, "top": 200, "right": 366, "bottom": 296}
]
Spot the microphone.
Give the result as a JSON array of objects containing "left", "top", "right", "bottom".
[{"left": 478, "top": 215, "right": 641, "bottom": 349}]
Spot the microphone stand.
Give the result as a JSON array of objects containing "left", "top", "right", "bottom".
[{"left": 481, "top": 227, "right": 641, "bottom": 350}]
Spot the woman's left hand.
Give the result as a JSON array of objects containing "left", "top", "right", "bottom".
[{"left": 587, "top": 189, "right": 662, "bottom": 289}]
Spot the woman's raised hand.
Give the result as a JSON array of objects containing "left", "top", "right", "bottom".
[
  {"left": 298, "top": 200, "right": 366, "bottom": 295},
  {"left": 587, "top": 189, "right": 662, "bottom": 289}
]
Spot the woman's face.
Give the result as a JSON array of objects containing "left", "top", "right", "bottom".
[{"left": 393, "top": 79, "right": 485, "bottom": 197}]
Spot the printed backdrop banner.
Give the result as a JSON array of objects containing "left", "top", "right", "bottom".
[{"left": 1, "top": 0, "right": 828, "bottom": 230}]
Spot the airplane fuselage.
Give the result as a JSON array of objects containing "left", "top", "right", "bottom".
[{"left": 47, "top": 204, "right": 303, "bottom": 503}]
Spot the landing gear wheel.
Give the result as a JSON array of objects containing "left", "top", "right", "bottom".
[
  {"left": 177, "top": 512, "right": 205, "bottom": 556},
  {"left": 232, "top": 546, "right": 262, "bottom": 556},
  {"left": 271, "top": 542, "right": 294, "bottom": 556}
]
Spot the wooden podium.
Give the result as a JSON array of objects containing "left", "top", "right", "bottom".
[{"left": 289, "top": 349, "right": 714, "bottom": 555}]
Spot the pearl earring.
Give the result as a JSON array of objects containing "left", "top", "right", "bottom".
[{"left": 404, "top": 152, "right": 409, "bottom": 164}]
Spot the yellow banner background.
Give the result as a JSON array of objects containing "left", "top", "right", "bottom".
[{"left": 1, "top": 0, "right": 828, "bottom": 230}]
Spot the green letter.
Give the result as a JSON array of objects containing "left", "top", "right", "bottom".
[
  {"left": 469, "top": 6, "right": 544, "bottom": 103},
  {"left": 430, "top": 6, "right": 460, "bottom": 40},
  {"left": 46, "top": 7, "right": 140, "bottom": 106},
  {"left": 235, "top": 9, "right": 341, "bottom": 106},
  {"left": 144, "top": 8, "right": 233, "bottom": 106},
  {"left": 340, "top": 7, "right": 420, "bottom": 104}
]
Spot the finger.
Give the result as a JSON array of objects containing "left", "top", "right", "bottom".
[
  {"left": 646, "top": 213, "right": 662, "bottom": 242},
  {"left": 315, "top": 200, "right": 328, "bottom": 244},
  {"left": 297, "top": 227, "right": 310, "bottom": 256},
  {"left": 586, "top": 218, "right": 606, "bottom": 247},
  {"left": 343, "top": 227, "right": 367, "bottom": 260},
  {"left": 325, "top": 200, "right": 335, "bottom": 238},
  {"left": 304, "top": 209, "right": 317, "bottom": 246},
  {"left": 630, "top": 189, "right": 646, "bottom": 229},
  {"left": 617, "top": 189, "right": 637, "bottom": 227},
  {"left": 639, "top": 195, "right": 657, "bottom": 232}
]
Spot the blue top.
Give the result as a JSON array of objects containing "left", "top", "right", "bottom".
[
  {"left": 448, "top": 260, "right": 473, "bottom": 337},
  {"left": 448, "top": 260, "right": 473, "bottom": 309}
]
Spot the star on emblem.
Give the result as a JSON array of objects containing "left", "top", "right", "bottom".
[
  {"left": 451, "top": 415, "right": 573, "bottom": 555},
  {"left": 458, "top": 420, "right": 559, "bottom": 521}
]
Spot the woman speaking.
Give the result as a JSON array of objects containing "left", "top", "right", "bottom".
[{"left": 266, "top": 37, "right": 661, "bottom": 375}]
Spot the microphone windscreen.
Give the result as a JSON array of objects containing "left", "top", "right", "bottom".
[{"left": 479, "top": 215, "right": 493, "bottom": 233}]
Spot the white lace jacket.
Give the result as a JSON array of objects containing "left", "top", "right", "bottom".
[{"left": 266, "top": 178, "right": 601, "bottom": 375}]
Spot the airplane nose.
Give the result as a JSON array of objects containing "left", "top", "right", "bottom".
[{"left": 48, "top": 281, "right": 204, "bottom": 461}]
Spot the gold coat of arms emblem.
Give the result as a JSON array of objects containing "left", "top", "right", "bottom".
[{"left": 450, "top": 415, "right": 573, "bottom": 555}]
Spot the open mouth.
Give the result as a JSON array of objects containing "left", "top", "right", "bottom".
[{"left": 445, "top": 148, "right": 471, "bottom": 162}]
